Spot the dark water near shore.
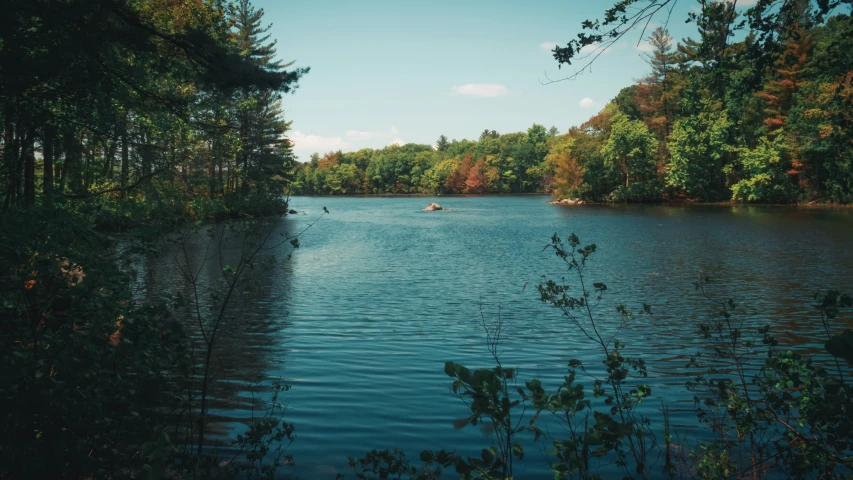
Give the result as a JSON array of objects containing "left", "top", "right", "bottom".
[{"left": 134, "top": 195, "right": 853, "bottom": 478}]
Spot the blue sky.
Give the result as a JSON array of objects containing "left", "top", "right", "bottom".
[{"left": 259, "top": 0, "right": 759, "bottom": 158}]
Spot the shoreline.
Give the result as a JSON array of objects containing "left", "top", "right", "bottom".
[
  {"left": 289, "top": 192, "right": 549, "bottom": 198},
  {"left": 287, "top": 193, "right": 853, "bottom": 208}
]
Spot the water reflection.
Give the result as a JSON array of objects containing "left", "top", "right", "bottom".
[{"left": 129, "top": 218, "right": 296, "bottom": 445}]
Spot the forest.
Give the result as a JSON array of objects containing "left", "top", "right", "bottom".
[
  {"left": 2, "top": 0, "right": 853, "bottom": 479},
  {"left": 1, "top": 0, "right": 306, "bottom": 225},
  {"left": 293, "top": 2, "right": 853, "bottom": 204}
]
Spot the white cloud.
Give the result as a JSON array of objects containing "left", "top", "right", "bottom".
[
  {"left": 540, "top": 41, "right": 558, "bottom": 52},
  {"left": 291, "top": 125, "right": 407, "bottom": 153},
  {"left": 346, "top": 130, "right": 388, "bottom": 140},
  {"left": 289, "top": 131, "right": 350, "bottom": 152},
  {"left": 345, "top": 126, "right": 400, "bottom": 140},
  {"left": 345, "top": 130, "right": 385, "bottom": 140},
  {"left": 579, "top": 97, "right": 596, "bottom": 109},
  {"left": 450, "top": 83, "right": 508, "bottom": 98}
]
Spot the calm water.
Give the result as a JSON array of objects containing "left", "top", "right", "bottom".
[{"left": 135, "top": 195, "right": 853, "bottom": 478}]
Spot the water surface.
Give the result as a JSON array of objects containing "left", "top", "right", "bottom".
[{"left": 137, "top": 196, "right": 853, "bottom": 478}]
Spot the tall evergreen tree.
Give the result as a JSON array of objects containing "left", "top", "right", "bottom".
[
  {"left": 436, "top": 134, "right": 449, "bottom": 152},
  {"left": 636, "top": 27, "right": 679, "bottom": 145},
  {"left": 233, "top": 0, "right": 307, "bottom": 197}
]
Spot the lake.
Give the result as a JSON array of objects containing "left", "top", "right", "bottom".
[{"left": 134, "top": 195, "right": 853, "bottom": 479}]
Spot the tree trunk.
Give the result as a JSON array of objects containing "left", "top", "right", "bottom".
[
  {"left": 2, "top": 120, "right": 17, "bottom": 209},
  {"left": 55, "top": 157, "right": 63, "bottom": 192},
  {"left": 240, "top": 145, "right": 249, "bottom": 196},
  {"left": 218, "top": 157, "right": 224, "bottom": 194},
  {"left": 87, "top": 138, "right": 96, "bottom": 189},
  {"left": 43, "top": 125, "right": 55, "bottom": 201},
  {"left": 82, "top": 136, "right": 90, "bottom": 190},
  {"left": 23, "top": 130, "right": 35, "bottom": 207},
  {"left": 240, "top": 105, "right": 250, "bottom": 197},
  {"left": 120, "top": 123, "right": 129, "bottom": 200},
  {"left": 59, "top": 149, "right": 68, "bottom": 195},
  {"left": 13, "top": 122, "right": 25, "bottom": 203},
  {"left": 208, "top": 138, "right": 216, "bottom": 196},
  {"left": 104, "top": 137, "right": 117, "bottom": 180},
  {"left": 141, "top": 131, "right": 152, "bottom": 180},
  {"left": 69, "top": 133, "right": 83, "bottom": 194}
]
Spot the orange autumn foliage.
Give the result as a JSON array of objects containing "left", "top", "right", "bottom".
[
  {"left": 445, "top": 154, "right": 473, "bottom": 193},
  {"left": 551, "top": 152, "right": 585, "bottom": 199},
  {"left": 756, "top": 26, "right": 813, "bottom": 133},
  {"left": 317, "top": 151, "right": 342, "bottom": 170},
  {"left": 465, "top": 158, "right": 488, "bottom": 193}
]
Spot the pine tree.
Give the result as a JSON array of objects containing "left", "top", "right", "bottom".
[
  {"left": 436, "top": 135, "right": 449, "bottom": 152},
  {"left": 756, "top": 27, "right": 813, "bottom": 133},
  {"left": 233, "top": 0, "right": 307, "bottom": 197},
  {"left": 479, "top": 129, "right": 499, "bottom": 140},
  {"left": 637, "top": 28, "right": 679, "bottom": 141},
  {"left": 677, "top": 2, "right": 740, "bottom": 100}
]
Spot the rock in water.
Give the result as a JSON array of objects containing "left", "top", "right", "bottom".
[
  {"left": 423, "top": 202, "right": 444, "bottom": 211},
  {"left": 548, "top": 198, "right": 585, "bottom": 206}
]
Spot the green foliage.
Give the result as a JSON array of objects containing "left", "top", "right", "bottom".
[
  {"left": 1, "top": 0, "right": 306, "bottom": 216},
  {"left": 0, "top": 205, "right": 310, "bottom": 479},
  {"left": 439, "top": 309, "right": 538, "bottom": 479},
  {"left": 613, "top": 85, "right": 643, "bottom": 119},
  {"left": 687, "top": 279, "right": 853, "bottom": 479},
  {"left": 291, "top": 127, "right": 553, "bottom": 195},
  {"left": 540, "top": 7, "right": 853, "bottom": 204},
  {"left": 436, "top": 135, "right": 450, "bottom": 152},
  {"left": 342, "top": 448, "right": 461, "bottom": 480},
  {"left": 602, "top": 113, "right": 661, "bottom": 200},
  {"left": 537, "top": 234, "right": 655, "bottom": 478},
  {"left": 0, "top": 207, "right": 187, "bottom": 478},
  {"left": 666, "top": 102, "right": 733, "bottom": 200},
  {"left": 225, "top": 381, "right": 297, "bottom": 480},
  {"left": 729, "top": 136, "right": 800, "bottom": 203},
  {"left": 788, "top": 68, "right": 853, "bottom": 203}
]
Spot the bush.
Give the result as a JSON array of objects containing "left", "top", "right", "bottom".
[{"left": 0, "top": 207, "right": 187, "bottom": 478}]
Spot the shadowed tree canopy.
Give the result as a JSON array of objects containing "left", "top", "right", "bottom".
[{"left": 0, "top": 0, "right": 304, "bottom": 109}]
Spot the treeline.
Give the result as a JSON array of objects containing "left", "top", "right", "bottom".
[
  {"left": 291, "top": 126, "right": 559, "bottom": 195},
  {"left": 295, "top": 4, "right": 853, "bottom": 204},
  {"left": 1, "top": 0, "right": 306, "bottom": 225}
]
